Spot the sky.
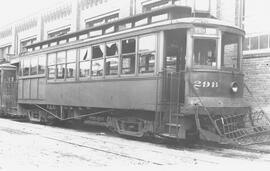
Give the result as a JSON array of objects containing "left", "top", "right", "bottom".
[
  {"left": 0, "top": 0, "right": 269, "bottom": 33},
  {"left": 245, "top": 0, "right": 270, "bottom": 33},
  {"left": 0, "top": 0, "right": 66, "bottom": 28}
]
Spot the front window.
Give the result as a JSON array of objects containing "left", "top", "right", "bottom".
[
  {"left": 221, "top": 32, "right": 240, "bottom": 69},
  {"left": 193, "top": 39, "right": 217, "bottom": 67}
]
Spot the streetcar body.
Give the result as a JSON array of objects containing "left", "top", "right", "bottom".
[
  {"left": 0, "top": 63, "right": 17, "bottom": 115},
  {"left": 7, "top": 6, "right": 270, "bottom": 145}
]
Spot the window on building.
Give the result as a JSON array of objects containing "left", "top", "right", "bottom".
[
  {"left": 91, "top": 45, "right": 104, "bottom": 77},
  {"left": 38, "top": 55, "right": 46, "bottom": 74},
  {"left": 79, "top": 47, "right": 90, "bottom": 78},
  {"left": 86, "top": 13, "right": 119, "bottom": 28},
  {"left": 30, "top": 57, "right": 38, "bottom": 75},
  {"left": 243, "top": 38, "right": 250, "bottom": 51},
  {"left": 193, "top": 39, "right": 217, "bottom": 67},
  {"left": 48, "top": 28, "right": 70, "bottom": 39},
  {"left": 250, "top": 36, "right": 259, "bottom": 50},
  {"left": 48, "top": 53, "right": 56, "bottom": 79},
  {"left": 260, "top": 35, "right": 268, "bottom": 49},
  {"left": 20, "top": 38, "right": 36, "bottom": 52},
  {"left": 105, "top": 42, "right": 119, "bottom": 76},
  {"left": 56, "top": 51, "right": 66, "bottom": 79},
  {"left": 121, "top": 38, "right": 136, "bottom": 74},
  {"left": 221, "top": 32, "right": 240, "bottom": 69},
  {"left": 66, "top": 49, "right": 76, "bottom": 78},
  {"left": 138, "top": 35, "right": 156, "bottom": 73}
]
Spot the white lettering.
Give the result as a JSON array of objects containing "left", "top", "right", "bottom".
[{"left": 193, "top": 80, "right": 219, "bottom": 89}]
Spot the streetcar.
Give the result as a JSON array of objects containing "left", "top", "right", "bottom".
[{"left": 2, "top": 5, "right": 270, "bottom": 145}]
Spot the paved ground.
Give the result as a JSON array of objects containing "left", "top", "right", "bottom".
[{"left": 0, "top": 118, "right": 270, "bottom": 170}]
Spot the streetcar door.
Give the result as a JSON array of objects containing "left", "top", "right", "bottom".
[{"left": 164, "top": 29, "right": 186, "bottom": 104}]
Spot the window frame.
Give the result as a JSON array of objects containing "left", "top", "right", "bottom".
[
  {"left": 138, "top": 34, "right": 157, "bottom": 75},
  {"left": 221, "top": 32, "right": 241, "bottom": 70},
  {"left": 192, "top": 37, "right": 218, "bottom": 69},
  {"left": 79, "top": 46, "right": 91, "bottom": 79},
  {"left": 56, "top": 51, "right": 66, "bottom": 80},
  {"left": 47, "top": 53, "right": 57, "bottom": 81},
  {"left": 66, "top": 49, "right": 77, "bottom": 80},
  {"left": 105, "top": 41, "right": 120, "bottom": 77},
  {"left": 91, "top": 44, "right": 105, "bottom": 78},
  {"left": 120, "top": 37, "right": 137, "bottom": 76}
]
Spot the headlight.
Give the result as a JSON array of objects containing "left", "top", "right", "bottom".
[{"left": 231, "top": 82, "right": 239, "bottom": 93}]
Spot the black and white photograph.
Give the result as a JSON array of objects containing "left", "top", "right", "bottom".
[{"left": 0, "top": 0, "right": 270, "bottom": 170}]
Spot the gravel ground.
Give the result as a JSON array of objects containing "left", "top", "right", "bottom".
[{"left": 0, "top": 118, "right": 270, "bottom": 170}]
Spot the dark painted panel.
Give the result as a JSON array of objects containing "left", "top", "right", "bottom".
[
  {"left": 38, "top": 78, "right": 46, "bottom": 100},
  {"left": 30, "top": 79, "right": 38, "bottom": 99},
  {"left": 18, "top": 80, "right": 23, "bottom": 99},
  {"left": 45, "top": 78, "right": 158, "bottom": 111},
  {"left": 23, "top": 79, "right": 30, "bottom": 99},
  {"left": 189, "top": 71, "right": 244, "bottom": 98}
]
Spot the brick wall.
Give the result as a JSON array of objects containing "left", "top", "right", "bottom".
[{"left": 242, "top": 55, "right": 270, "bottom": 114}]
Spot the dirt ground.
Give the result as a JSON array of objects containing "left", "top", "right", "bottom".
[{"left": 0, "top": 118, "right": 270, "bottom": 170}]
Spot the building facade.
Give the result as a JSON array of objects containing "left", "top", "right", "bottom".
[
  {"left": 243, "top": 33, "right": 270, "bottom": 114},
  {"left": 0, "top": 0, "right": 244, "bottom": 62}
]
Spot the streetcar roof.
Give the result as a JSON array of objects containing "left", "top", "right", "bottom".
[
  {"left": 24, "top": 5, "right": 244, "bottom": 54},
  {"left": 0, "top": 63, "right": 16, "bottom": 69},
  {"left": 25, "top": 5, "right": 192, "bottom": 49}
]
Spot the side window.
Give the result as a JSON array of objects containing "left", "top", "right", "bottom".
[
  {"left": 47, "top": 53, "right": 56, "bottom": 79},
  {"left": 66, "top": 49, "right": 76, "bottom": 79},
  {"left": 56, "top": 51, "right": 66, "bottom": 79},
  {"left": 38, "top": 55, "right": 46, "bottom": 75},
  {"left": 121, "top": 38, "right": 136, "bottom": 75},
  {"left": 250, "top": 36, "right": 258, "bottom": 50},
  {"left": 30, "top": 57, "right": 38, "bottom": 75},
  {"left": 138, "top": 35, "right": 156, "bottom": 73},
  {"left": 23, "top": 58, "right": 30, "bottom": 76},
  {"left": 19, "top": 59, "right": 23, "bottom": 76},
  {"left": 105, "top": 42, "right": 119, "bottom": 76},
  {"left": 79, "top": 47, "right": 90, "bottom": 78},
  {"left": 91, "top": 45, "right": 104, "bottom": 77}
]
